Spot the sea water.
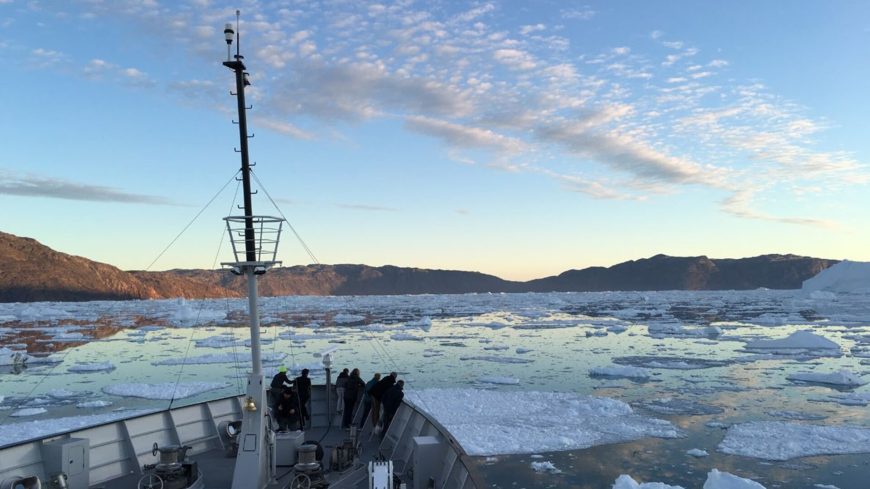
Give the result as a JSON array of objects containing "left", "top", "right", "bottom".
[{"left": 2, "top": 289, "right": 870, "bottom": 488}]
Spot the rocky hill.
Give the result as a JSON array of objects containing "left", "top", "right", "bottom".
[
  {"left": 0, "top": 231, "right": 838, "bottom": 302},
  {"left": 525, "top": 254, "right": 837, "bottom": 292}
]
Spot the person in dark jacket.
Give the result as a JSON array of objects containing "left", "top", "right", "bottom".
[
  {"left": 275, "top": 388, "right": 300, "bottom": 431},
  {"left": 381, "top": 380, "right": 404, "bottom": 437},
  {"left": 341, "top": 368, "right": 366, "bottom": 429},
  {"left": 270, "top": 366, "right": 292, "bottom": 409},
  {"left": 368, "top": 371, "right": 396, "bottom": 427},
  {"left": 335, "top": 368, "right": 349, "bottom": 413},
  {"left": 294, "top": 368, "right": 312, "bottom": 428},
  {"left": 358, "top": 373, "right": 381, "bottom": 429}
]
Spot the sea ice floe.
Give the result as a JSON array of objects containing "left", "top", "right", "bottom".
[
  {"left": 613, "top": 469, "right": 765, "bottom": 489},
  {"left": 530, "top": 460, "right": 561, "bottom": 474},
  {"left": 766, "top": 410, "right": 827, "bottom": 421},
  {"left": 646, "top": 322, "right": 721, "bottom": 338},
  {"left": 686, "top": 448, "right": 708, "bottom": 457},
  {"left": 589, "top": 366, "right": 651, "bottom": 380},
  {"left": 67, "top": 361, "right": 116, "bottom": 373},
  {"left": 391, "top": 333, "right": 423, "bottom": 341},
  {"left": 743, "top": 330, "right": 841, "bottom": 356},
  {"left": 702, "top": 469, "right": 766, "bottom": 488},
  {"left": 195, "top": 335, "right": 243, "bottom": 348},
  {"left": 406, "top": 388, "right": 681, "bottom": 456},
  {"left": 0, "top": 409, "right": 154, "bottom": 447},
  {"left": 76, "top": 400, "right": 113, "bottom": 409},
  {"left": 821, "top": 391, "right": 870, "bottom": 406},
  {"left": 332, "top": 313, "right": 365, "bottom": 323},
  {"left": 102, "top": 382, "right": 229, "bottom": 400},
  {"left": 153, "top": 352, "right": 285, "bottom": 365},
  {"left": 612, "top": 473, "right": 684, "bottom": 488},
  {"left": 718, "top": 421, "right": 870, "bottom": 460},
  {"left": 11, "top": 408, "right": 47, "bottom": 417},
  {"left": 47, "top": 389, "right": 86, "bottom": 400},
  {"left": 787, "top": 369, "right": 866, "bottom": 387},
  {"left": 613, "top": 356, "right": 729, "bottom": 370},
  {"left": 458, "top": 355, "right": 534, "bottom": 364}
]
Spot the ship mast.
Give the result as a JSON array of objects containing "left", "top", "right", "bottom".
[{"left": 221, "top": 12, "right": 284, "bottom": 489}]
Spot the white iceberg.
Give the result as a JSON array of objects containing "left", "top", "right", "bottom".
[{"left": 803, "top": 261, "right": 870, "bottom": 294}]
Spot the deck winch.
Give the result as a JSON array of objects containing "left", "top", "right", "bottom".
[
  {"left": 138, "top": 443, "right": 201, "bottom": 489},
  {"left": 288, "top": 442, "right": 327, "bottom": 489}
]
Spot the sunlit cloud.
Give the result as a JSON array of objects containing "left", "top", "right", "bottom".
[
  {"left": 0, "top": 172, "right": 174, "bottom": 205},
  {"left": 20, "top": 0, "right": 867, "bottom": 229}
]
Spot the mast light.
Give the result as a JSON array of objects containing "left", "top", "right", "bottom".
[{"left": 224, "top": 23, "right": 234, "bottom": 61}]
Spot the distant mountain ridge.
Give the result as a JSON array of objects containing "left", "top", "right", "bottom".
[{"left": 0, "top": 231, "right": 837, "bottom": 303}]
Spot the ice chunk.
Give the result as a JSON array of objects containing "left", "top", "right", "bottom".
[
  {"left": 11, "top": 408, "right": 47, "bottom": 417},
  {"left": 719, "top": 421, "right": 870, "bottom": 460},
  {"left": 767, "top": 410, "right": 827, "bottom": 421},
  {"left": 68, "top": 361, "right": 116, "bottom": 373},
  {"left": 530, "top": 461, "right": 561, "bottom": 473},
  {"left": 333, "top": 313, "right": 365, "bottom": 323},
  {"left": 459, "top": 355, "right": 534, "bottom": 364},
  {"left": 687, "top": 448, "right": 708, "bottom": 457},
  {"left": 787, "top": 369, "right": 866, "bottom": 387},
  {"left": 47, "top": 389, "right": 84, "bottom": 400},
  {"left": 0, "top": 409, "right": 153, "bottom": 446},
  {"left": 744, "top": 330, "right": 840, "bottom": 351},
  {"left": 76, "top": 400, "right": 113, "bottom": 409},
  {"left": 612, "top": 474, "right": 685, "bottom": 489},
  {"left": 405, "top": 388, "right": 681, "bottom": 456},
  {"left": 391, "top": 333, "right": 423, "bottom": 341},
  {"left": 0, "top": 347, "right": 28, "bottom": 366},
  {"left": 195, "top": 335, "right": 242, "bottom": 348},
  {"left": 153, "top": 352, "right": 285, "bottom": 365},
  {"left": 614, "top": 356, "right": 729, "bottom": 370},
  {"left": 590, "top": 366, "right": 651, "bottom": 380},
  {"left": 102, "top": 382, "right": 228, "bottom": 400},
  {"left": 702, "top": 469, "right": 766, "bottom": 489}
]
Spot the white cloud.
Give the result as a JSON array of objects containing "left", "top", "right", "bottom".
[
  {"left": 405, "top": 115, "right": 526, "bottom": 154},
  {"left": 493, "top": 48, "right": 536, "bottom": 70}
]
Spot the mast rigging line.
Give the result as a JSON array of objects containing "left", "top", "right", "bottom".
[
  {"left": 144, "top": 170, "right": 242, "bottom": 272},
  {"left": 250, "top": 169, "right": 319, "bottom": 265},
  {"left": 168, "top": 187, "right": 242, "bottom": 410}
]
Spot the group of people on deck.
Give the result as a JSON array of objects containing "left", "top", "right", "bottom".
[
  {"left": 336, "top": 369, "right": 405, "bottom": 435},
  {"left": 270, "top": 366, "right": 405, "bottom": 436},
  {"left": 269, "top": 366, "right": 312, "bottom": 432}
]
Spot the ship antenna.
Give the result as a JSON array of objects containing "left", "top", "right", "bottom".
[{"left": 221, "top": 12, "right": 285, "bottom": 489}]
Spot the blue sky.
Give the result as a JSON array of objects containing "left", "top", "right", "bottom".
[{"left": 2, "top": 1, "right": 869, "bottom": 281}]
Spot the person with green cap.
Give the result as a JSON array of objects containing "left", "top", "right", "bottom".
[{"left": 269, "top": 366, "right": 293, "bottom": 409}]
